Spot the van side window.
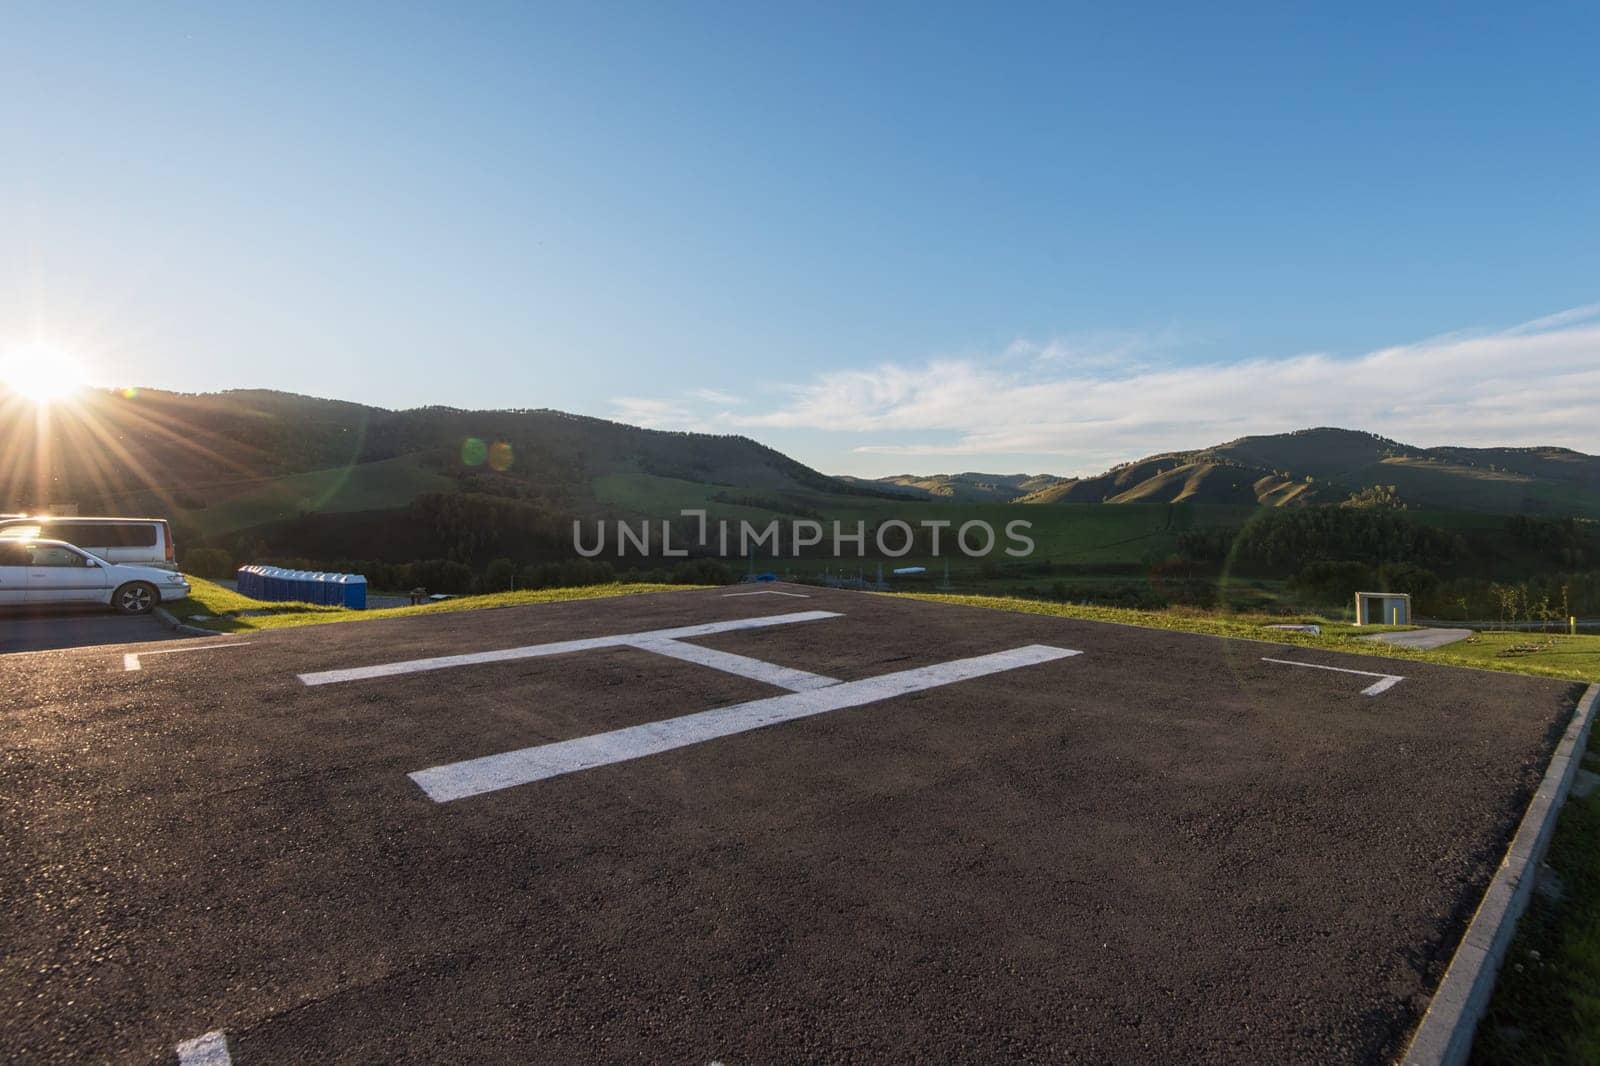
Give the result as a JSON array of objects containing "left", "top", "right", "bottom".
[
  {"left": 0, "top": 543, "right": 30, "bottom": 566},
  {"left": 50, "top": 523, "right": 158, "bottom": 548}
]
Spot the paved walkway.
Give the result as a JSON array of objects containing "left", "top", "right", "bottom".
[{"left": 1362, "top": 627, "right": 1473, "bottom": 651}]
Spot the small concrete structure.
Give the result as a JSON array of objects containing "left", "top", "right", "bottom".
[{"left": 1355, "top": 591, "right": 1411, "bottom": 626}]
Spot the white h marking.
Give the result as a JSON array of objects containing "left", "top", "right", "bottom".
[
  {"left": 124, "top": 642, "right": 249, "bottom": 672},
  {"left": 1260, "top": 657, "right": 1406, "bottom": 696},
  {"left": 176, "top": 1031, "right": 231, "bottom": 1065},
  {"left": 409, "top": 644, "right": 1080, "bottom": 802},
  {"left": 297, "top": 610, "right": 842, "bottom": 686}
]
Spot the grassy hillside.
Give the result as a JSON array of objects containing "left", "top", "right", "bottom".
[
  {"left": 839, "top": 471, "right": 1071, "bottom": 503},
  {"left": 0, "top": 387, "right": 896, "bottom": 536},
  {"left": 104, "top": 453, "right": 455, "bottom": 536},
  {"left": 868, "top": 428, "right": 1599, "bottom": 515}
]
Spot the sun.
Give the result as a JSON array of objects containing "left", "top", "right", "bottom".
[{"left": 0, "top": 344, "right": 90, "bottom": 405}]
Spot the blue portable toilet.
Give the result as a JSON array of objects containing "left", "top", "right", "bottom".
[{"left": 339, "top": 573, "right": 367, "bottom": 610}]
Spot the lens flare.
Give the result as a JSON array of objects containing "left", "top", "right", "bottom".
[
  {"left": 488, "top": 441, "right": 513, "bottom": 471},
  {"left": 460, "top": 437, "right": 488, "bottom": 466},
  {"left": 0, "top": 344, "right": 89, "bottom": 405}
]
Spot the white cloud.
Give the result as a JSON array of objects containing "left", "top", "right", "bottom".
[
  {"left": 721, "top": 307, "right": 1600, "bottom": 475},
  {"left": 609, "top": 396, "right": 694, "bottom": 428},
  {"left": 686, "top": 387, "right": 741, "bottom": 405},
  {"left": 1006, "top": 324, "right": 1190, "bottom": 369}
]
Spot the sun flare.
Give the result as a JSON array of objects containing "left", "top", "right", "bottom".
[{"left": 0, "top": 344, "right": 90, "bottom": 405}]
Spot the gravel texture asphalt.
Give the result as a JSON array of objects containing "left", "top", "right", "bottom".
[{"left": 0, "top": 584, "right": 1582, "bottom": 1064}]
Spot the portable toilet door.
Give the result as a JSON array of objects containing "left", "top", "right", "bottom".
[{"left": 340, "top": 573, "right": 367, "bottom": 610}]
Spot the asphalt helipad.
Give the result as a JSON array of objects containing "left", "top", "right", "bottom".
[{"left": 0, "top": 584, "right": 1582, "bottom": 1063}]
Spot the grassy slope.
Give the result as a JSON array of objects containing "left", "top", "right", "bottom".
[
  {"left": 902, "top": 592, "right": 1600, "bottom": 682},
  {"left": 593, "top": 474, "right": 1261, "bottom": 567},
  {"left": 116, "top": 454, "right": 455, "bottom": 537},
  {"left": 166, "top": 576, "right": 689, "bottom": 632},
  {"left": 591, "top": 471, "right": 790, "bottom": 524},
  {"left": 1472, "top": 728, "right": 1600, "bottom": 1065}
]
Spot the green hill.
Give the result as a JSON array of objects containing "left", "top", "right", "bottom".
[
  {"left": 860, "top": 428, "right": 1599, "bottom": 515},
  {"left": 837, "top": 471, "right": 1071, "bottom": 503},
  {"left": 0, "top": 386, "right": 897, "bottom": 544}
]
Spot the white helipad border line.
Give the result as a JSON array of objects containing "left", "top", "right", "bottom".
[
  {"left": 297, "top": 610, "right": 842, "bottom": 686},
  {"left": 1402, "top": 682, "right": 1600, "bottom": 1066},
  {"left": 176, "top": 1030, "right": 232, "bottom": 1065},
  {"left": 721, "top": 589, "right": 810, "bottom": 598},
  {"left": 409, "top": 644, "right": 1081, "bottom": 802},
  {"left": 631, "top": 637, "right": 839, "bottom": 691},
  {"left": 1260, "top": 656, "right": 1405, "bottom": 696},
  {"left": 123, "top": 642, "right": 250, "bottom": 672}
]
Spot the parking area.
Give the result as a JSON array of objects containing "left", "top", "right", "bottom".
[
  {"left": 0, "top": 584, "right": 1583, "bottom": 1063},
  {"left": 0, "top": 606, "right": 179, "bottom": 655}
]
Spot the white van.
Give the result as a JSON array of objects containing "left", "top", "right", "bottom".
[
  {"left": 0, "top": 539, "right": 190, "bottom": 614},
  {"left": 0, "top": 516, "right": 177, "bottom": 570}
]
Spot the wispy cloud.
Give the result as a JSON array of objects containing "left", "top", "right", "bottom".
[
  {"left": 1005, "top": 324, "right": 1191, "bottom": 370},
  {"left": 686, "top": 387, "right": 741, "bottom": 405},
  {"left": 619, "top": 307, "right": 1600, "bottom": 474},
  {"left": 608, "top": 396, "right": 695, "bottom": 428}
]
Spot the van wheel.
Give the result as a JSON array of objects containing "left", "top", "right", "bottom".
[{"left": 114, "top": 582, "right": 157, "bottom": 615}]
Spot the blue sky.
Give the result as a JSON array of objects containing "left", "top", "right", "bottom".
[{"left": 2, "top": 3, "right": 1596, "bottom": 475}]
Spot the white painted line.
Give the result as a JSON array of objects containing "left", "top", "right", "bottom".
[
  {"left": 721, "top": 589, "right": 810, "bottom": 598},
  {"left": 1260, "top": 656, "right": 1406, "bottom": 697},
  {"left": 409, "top": 644, "right": 1081, "bottom": 802},
  {"left": 176, "top": 1030, "right": 232, "bottom": 1066},
  {"left": 123, "top": 642, "right": 250, "bottom": 672},
  {"left": 631, "top": 637, "right": 840, "bottom": 691},
  {"left": 297, "top": 611, "right": 842, "bottom": 686}
]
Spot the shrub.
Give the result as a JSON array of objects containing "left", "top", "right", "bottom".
[
  {"left": 1376, "top": 562, "right": 1439, "bottom": 601},
  {"left": 482, "top": 558, "right": 515, "bottom": 593},
  {"left": 1291, "top": 560, "right": 1375, "bottom": 603},
  {"left": 183, "top": 547, "right": 235, "bottom": 580},
  {"left": 409, "top": 558, "right": 475, "bottom": 595},
  {"left": 517, "top": 559, "right": 616, "bottom": 590},
  {"left": 671, "top": 559, "right": 737, "bottom": 585}
]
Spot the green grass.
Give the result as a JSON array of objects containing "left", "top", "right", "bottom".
[
  {"left": 1471, "top": 728, "right": 1600, "bottom": 1065},
  {"left": 901, "top": 592, "right": 1600, "bottom": 682},
  {"left": 591, "top": 472, "right": 789, "bottom": 524},
  {"left": 166, "top": 576, "right": 690, "bottom": 632},
  {"left": 109, "top": 454, "right": 455, "bottom": 537}
]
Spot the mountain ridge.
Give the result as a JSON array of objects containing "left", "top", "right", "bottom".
[{"left": 843, "top": 428, "right": 1600, "bottom": 514}]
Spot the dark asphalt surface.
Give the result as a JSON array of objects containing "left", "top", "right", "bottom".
[
  {"left": 1, "top": 607, "right": 178, "bottom": 655},
  {"left": 0, "top": 585, "right": 1583, "bottom": 1064}
]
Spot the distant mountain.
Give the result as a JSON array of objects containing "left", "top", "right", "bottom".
[
  {"left": 851, "top": 428, "right": 1600, "bottom": 515},
  {"left": 836, "top": 471, "right": 1071, "bottom": 504}
]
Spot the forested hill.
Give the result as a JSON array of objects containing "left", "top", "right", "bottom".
[
  {"left": 857, "top": 428, "right": 1600, "bottom": 516},
  {"left": 0, "top": 386, "right": 892, "bottom": 518}
]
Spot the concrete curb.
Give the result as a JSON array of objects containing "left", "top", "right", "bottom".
[
  {"left": 153, "top": 605, "right": 226, "bottom": 638},
  {"left": 1402, "top": 681, "right": 1600, "bottom": 1065}
]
